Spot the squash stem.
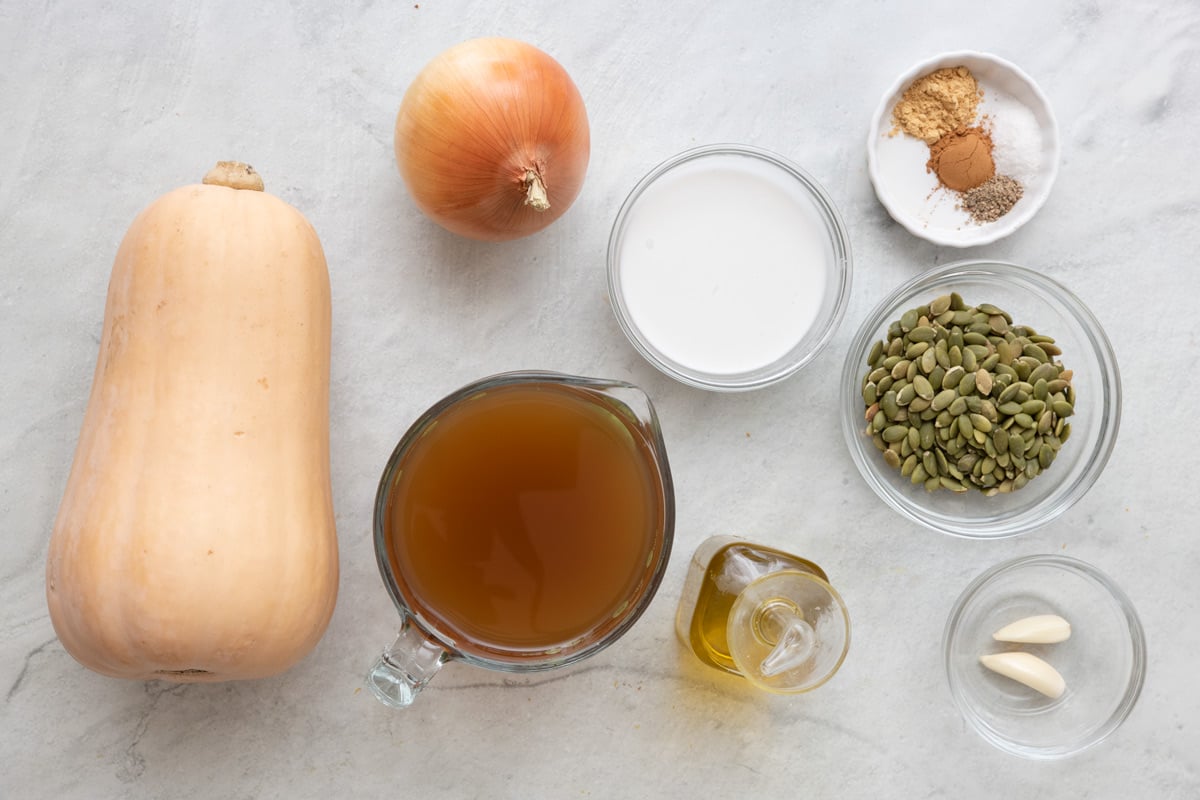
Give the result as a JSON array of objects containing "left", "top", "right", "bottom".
[{"left": 203, "top": 161, "right": 264, "bottom": 192}]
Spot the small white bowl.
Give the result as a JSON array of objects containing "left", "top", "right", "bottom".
[{"left": 867, "top": 51, "right": 1060, "bottom": 247}]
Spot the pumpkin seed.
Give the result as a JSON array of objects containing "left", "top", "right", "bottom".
[
  {"left": 961, "top": 347, "right": 978, "bottom": 373},
  {"left": 923, "top": 451, "right": 938, "bottom": 477},
  {"left": 931, "top": 389, "right": 957, "bottom": 412},
  {"left": 969, "top": 413, "right": 993, "bottom": 432},
  {"left": 930, "top": 295, "right": 953, "bottom": 316},
  {"left": 920, "top": 347, "right": 937, "bottom": 373},
  {"left": 975, "top": 369, "right": 993, "bottom": 396},
  {"left": 861, "top": 296, "right": 1076, "bottom": 496},
  {"left": 1052, "top": 399, "right": 1074, "bottom": 417}
]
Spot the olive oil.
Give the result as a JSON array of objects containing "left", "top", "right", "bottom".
[{"left": 677, "top": 536, "right": 828, "bottom": 674}]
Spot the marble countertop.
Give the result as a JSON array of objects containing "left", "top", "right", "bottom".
[{"left": 3, "top": 1, "right": 1197, "bottom": 796}]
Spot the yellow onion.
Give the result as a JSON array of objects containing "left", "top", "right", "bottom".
[{"left": 394, "top": 37, "right": 590, "bottom": 242}]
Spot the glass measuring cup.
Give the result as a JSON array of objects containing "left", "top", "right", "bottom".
[{"left": 367, "top": 371, "right": 675, "bottom": 708}]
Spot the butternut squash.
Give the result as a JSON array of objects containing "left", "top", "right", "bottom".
[{"left": 46, "top": 162, "right": 338, "bottom": 682}]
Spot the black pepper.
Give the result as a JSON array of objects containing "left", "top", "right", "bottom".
[{"left": 962, "top": 175, "right": 1024, "bottom": 224}]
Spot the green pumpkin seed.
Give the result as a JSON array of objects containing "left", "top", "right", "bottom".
[
  {"left": 909, "top": 326, "right": 936, "bottom": 342},
  {"left": 1021, "top": 399, "right": 1045, "bottom": 416},
  {"left": 1030, "top": 362, "right": 1060, "bottom": 385},
  {"left": 975, "top": 369, "right": 993, "bottom": 396},
  {"left": 1052, "top": 400, "right": 1074, "bottom": 417},
  {"left": 911, "top": 464, "right": 928, "bottom": 485},
  {"left": 881, "top": 391, "right": 900, "bottom": 419},
  {"left": 868, "top": 340, "right": 884, "bottom": 365},
  {"left": 923, "top": 451, "right": 938, "bottom": 477},
  {"left": 961, "top": 347, "right": 978, "bottom": 373},
  {"left": 921, "top": 422, "right": 936, "bottom": 450},
  {"left": 882, "top": 425, "right": 909, "bottom": 442},
  {"left": 901, "top": 454, "right": 917, "bottom": 477},
  {"left": 883, "top": 449, "right": 901, "bottom": 469},
  {"left": 993, "top": 427, "right": 1009, "bottom": 453},
  {"left": 969, "top": 413, "right": 993, "bottom": 432},
  {"left": 958, "top": 415, "right": 974, "bottom": 439},
  {"left": 929, "top": 295, "right": 952, "bottom": 316},
  {"left": 913, "top": 375, "right": 934, "bottom": 400},
  {"left": 900, "top": 308, "right": 919, "bottom": 331},
  {"left": 958, "top": 371, "right": 977, "bottom": 396},
  {"left": 897, "top": 384, "right": 916, "bottom": 406},
  {"left": 931, "top": 389, "right": 957, "bottom": 412},
  {"left": 1022, "top": 343, "right": 1049, "bottom": 363},
  {"left": 921, "top": 347, "right": 937, "bottom": 373},
  {"left": 908, "top": 396, "right": 932, "bottom": 413}
]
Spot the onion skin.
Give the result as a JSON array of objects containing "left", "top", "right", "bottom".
[{"left": 394, "top": 37, "right": 590, "bottom": 242}]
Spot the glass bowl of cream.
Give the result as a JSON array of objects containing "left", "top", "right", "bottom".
[{"left": 607, "top": 144, "right": 852, "bottom": 391}]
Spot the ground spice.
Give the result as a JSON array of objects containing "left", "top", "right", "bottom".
[
  {"left": 891, "top": 67, "right": 981, "bottom": 144},
  {"left": 927, "top": 126, "right": 995, "bottom": 191},
  {"left": 961, "top": 175, "right": 1024, "bottom": 223}
]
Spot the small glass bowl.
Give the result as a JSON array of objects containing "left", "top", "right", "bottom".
[
  {"left": 840, "top": 261, "right": 1121, "bottom": 538},
  {"left": 607, "top": 144, "right": 853, "bottom": 391},
  {"left": 943, "top": 555, "right": 1146, "bottom": 759}
]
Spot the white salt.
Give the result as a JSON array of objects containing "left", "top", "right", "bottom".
[{"left": 984, "top": 90, "right": 1043, "bottom": 186}]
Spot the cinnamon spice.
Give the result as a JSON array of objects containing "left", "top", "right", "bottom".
[{"left": 927, "top": 127, "right": 995, "bottom": 192}]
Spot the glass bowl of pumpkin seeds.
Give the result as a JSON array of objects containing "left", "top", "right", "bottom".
[{"left": 841, "top": 260, "right": 1121, "bottom": 538}]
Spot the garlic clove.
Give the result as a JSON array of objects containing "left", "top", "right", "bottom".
[
  {"left": 992, "top": 614, "right": 1071, "bottom": 644},
  {"left": 979, "top": 652, "right": 1066, "bottom": 699}
]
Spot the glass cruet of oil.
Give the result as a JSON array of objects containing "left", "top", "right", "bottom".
[{"left": 676, "top": 535, "right": 850, "bottom": 693}]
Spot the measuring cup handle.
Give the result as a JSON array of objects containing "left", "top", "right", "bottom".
[{"left": 366, "top": 616, "right": 449, "bottom": 708}]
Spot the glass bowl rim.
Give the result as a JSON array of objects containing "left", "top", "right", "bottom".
[
  {"left": 941, "top": 553, "right": 1147, "bottom": 759},
  {"left": 840, "top": 259, "right": 1122, "bottom": 539},
  {"left": 606, "top": 142, "right": 854, "bottom": 392}
]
